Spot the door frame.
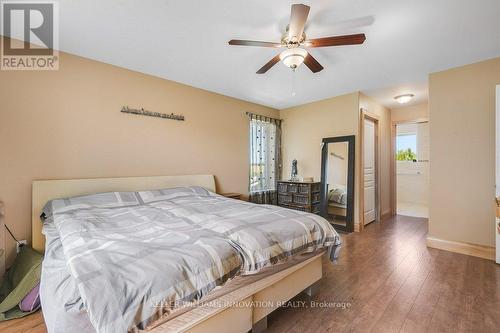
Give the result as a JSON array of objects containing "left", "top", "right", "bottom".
[
  {"left": 320, "top": 135, "right": 356, "bottom": 233},
  {"left": 495, "top": 85, "right": 499, "bottom": 264},
  {"left": 359, "top": 109, "right": 381, "bottom": 230},
  {"left": 390, "top": 118, "right": 429, "bottom": 216}
]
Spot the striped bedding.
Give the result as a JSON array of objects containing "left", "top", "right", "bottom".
[{"left": 40, "top": 186, "right": 341, "bottom": 333}]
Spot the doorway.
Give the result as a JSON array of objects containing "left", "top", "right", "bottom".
[
  {"left": 360, "top": 110, "right": 380, "bottom": 228},
  {"left": 392, "top": 121, "right": 429, "bottom": 218}
]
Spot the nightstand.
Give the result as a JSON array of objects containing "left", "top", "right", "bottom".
[{"left": 220, "top": 193, "right": 242, "bottom": 200}]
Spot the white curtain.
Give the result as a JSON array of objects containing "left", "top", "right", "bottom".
[{"left": 248, "top": 114, "right": 281, "bottom": 204}]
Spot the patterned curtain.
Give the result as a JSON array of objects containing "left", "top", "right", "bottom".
[{"left": 248, "top": 113, "right": 282, "bottom": 204}]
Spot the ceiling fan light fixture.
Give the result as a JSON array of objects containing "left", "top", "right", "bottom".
[
  {"left": 394, "top": 94, "right": 415, "bottom": 104},
  {"left": 279, "top": 48, "right": 308, "bottom": 70}
]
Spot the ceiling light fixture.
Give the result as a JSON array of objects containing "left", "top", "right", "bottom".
[
  {"left": 279, "top": 48, "right": 308, "bottom": 70},
  {"left": 394, "top": 94, "right": 415, "bottom": 104}
]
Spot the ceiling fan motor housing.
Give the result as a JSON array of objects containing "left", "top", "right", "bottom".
[{"left": 281, "top": 28, "right": 307, "bottom": 47}]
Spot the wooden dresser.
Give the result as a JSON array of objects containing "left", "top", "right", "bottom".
[{"left": 277, "top": 181, "right": 321, "bottom": 214}]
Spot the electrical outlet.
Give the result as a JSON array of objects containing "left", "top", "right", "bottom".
[{"left": 16, "top": 240, "right": 27, "bottom": 253}]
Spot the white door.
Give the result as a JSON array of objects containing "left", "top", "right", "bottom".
[
  {"left": 496, "top": 85, "right": 500, "bottom": 264},
  {"left": 364, "top": 118, "right": 376, "bottom": 225}
]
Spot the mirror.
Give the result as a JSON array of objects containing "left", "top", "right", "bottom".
[{"left": 320, "top": 136, "right": 355, "bottom": 232}]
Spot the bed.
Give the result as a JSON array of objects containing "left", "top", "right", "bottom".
[
  {"left": 328, "top": 202, "right": 347, "bottom": 217},
  {"left": 32, "top": 175, "right": 341, "bottom": 333},
  {"left": 328, "top": 184, "right": 347, "bottom": 217}
]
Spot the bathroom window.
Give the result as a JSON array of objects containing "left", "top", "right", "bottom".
[{"left": 396, "top": 134, "right": 417, "bottom": 161}]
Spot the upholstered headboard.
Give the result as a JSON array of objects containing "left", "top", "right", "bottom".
[{"left": 32, "top": 174, "right": 216, "bottom": 253}]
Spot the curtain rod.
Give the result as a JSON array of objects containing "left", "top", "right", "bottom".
[{"left": 246, "top": 112, "right": 282, "bottom": 123}]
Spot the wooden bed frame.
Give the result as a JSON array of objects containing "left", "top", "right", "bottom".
[
  {"left": 32, "top": 174, "right": 323, "bottom": 333},
  {"left": 328, "top": 203, "right": 347, "bottom": 217}
]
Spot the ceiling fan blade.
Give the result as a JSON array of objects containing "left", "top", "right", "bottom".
[
  {"left": 288, "top": 4, "right": 310, "bottom": 42},
  {"left": 303, "top": 53, "right": 324, "bottom": 73},
  {"left": 256, "top": 54, "right": 281, "bottom": 74},
  {"left": 229, "top": 40, "right": 282, "bottom": 48},
  {"left": 306, "top": 33, "right": 366, "bottom": 48}
]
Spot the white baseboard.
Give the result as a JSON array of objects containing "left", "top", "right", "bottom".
[{"left": 426, "top": 236, "right": 495, "bottom": 261}]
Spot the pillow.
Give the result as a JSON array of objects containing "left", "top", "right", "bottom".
[
  {"left": 19, "top": 283, "right": 40, "bottom": 312},
  {"left": 329, "top": 186, "right": 347, "bottom": 205},
  {"left": 42, "top": 191, "right": 140, "bottom": 221},
  {"left": 0, "top": 246, "right": 43, "bottom": 321},
  {"left": 138, "top": 186, "right": 212, "bottom": 203}
]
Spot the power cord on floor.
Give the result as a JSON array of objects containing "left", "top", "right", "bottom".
[{"left": 4, "top": 224, "right": 22, "bottom": 248}]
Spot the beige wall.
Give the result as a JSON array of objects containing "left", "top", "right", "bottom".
[
  {"left": 359, "top": 93, "right": 392, "bottom": 217},
  {"left": 0, "top": 46, "right": 278, "bottom": 263},
  {"left": 391, "top": 103, "right": 429, "bottom": 123},
  {"left": 280, "top": 92, "right": 393, "bottom": 227},
  {"left": 280, "top": 93, "right": 360, "bottom": 223},
  {"left": 429, "top": 57, "right": 500, "bottom": 247}
]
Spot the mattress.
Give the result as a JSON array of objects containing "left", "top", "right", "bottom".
[
  {"left": 40, "top": 186, "right": 341, "bottom": 332},
  {"left": 41, "top": 244, "right": 323, "bottom": 333}
]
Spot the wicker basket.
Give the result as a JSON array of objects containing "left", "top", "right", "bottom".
[
  {"left": 278, "top": 183, "right": 288, "bottom": 193},
  {"left": 287, "top": 183, "right": 298, "bottom": 193},
  {"left": 293, "top": 194, "right": 309, "bottom": 205},
  {"left": 298, "top": 184, "right": 310, "bottom": 194},
  {"left": 278, "top": 194, "right": 293, "bottom": 205}
]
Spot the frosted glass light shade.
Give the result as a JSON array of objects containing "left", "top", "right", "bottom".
[
  {"left": 394, "top": 94, "right": 415, "bottom": 104},
  {"left": 279, "top": 48, "right": 308, "bottom": 69}
]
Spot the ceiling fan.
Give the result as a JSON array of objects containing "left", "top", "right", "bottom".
[{"left": 228, "top": 3, "right": 366, "bottom": 74}]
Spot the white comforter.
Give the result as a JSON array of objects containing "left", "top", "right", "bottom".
[{"left": 40, "top": 186, "right": 341, "bottom": 332}]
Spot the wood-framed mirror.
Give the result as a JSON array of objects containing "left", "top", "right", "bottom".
[{"left": 320, "top": 135, "right": 355, "bottom": 233}]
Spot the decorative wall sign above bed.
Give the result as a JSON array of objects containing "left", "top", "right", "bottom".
[{"left": 121, "top": 106, "right": 185, "bottom": 121}]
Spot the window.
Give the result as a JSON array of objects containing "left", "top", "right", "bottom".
[
  {"left": 396, "top": 134, "right": 417, "bottom": 161},
  {"left": 248, "top": 114, "right": 281, "bottom": 204}
]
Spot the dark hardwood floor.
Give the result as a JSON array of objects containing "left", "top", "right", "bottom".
[
  {"left": 0, "top": 311, "right": 46, "bottom": 333},
  {"left": 267, "top": 215, "right": 500, "bottom": 333},
  {"left": 1, "top": 215, "right": 498, "bottom": 332}
]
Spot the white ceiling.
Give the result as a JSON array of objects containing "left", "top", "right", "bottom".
[
  {"left": 16, "top": 0, "right": 500, "bottom": 109},
  {"left": 364, "top": 81, "right": 429, "bottom": 110}
]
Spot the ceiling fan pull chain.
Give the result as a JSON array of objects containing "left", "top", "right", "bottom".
[{"left": 291, "top": 69, "right": 296, "bottom": 97}]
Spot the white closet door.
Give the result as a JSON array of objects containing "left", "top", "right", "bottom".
[{"left": 364, "top": 118, "right": 376, "bottom": 224}]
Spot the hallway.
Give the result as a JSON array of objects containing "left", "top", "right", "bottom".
[{"left": 396, "top": 202, "right": 429, "bottom": 218}]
